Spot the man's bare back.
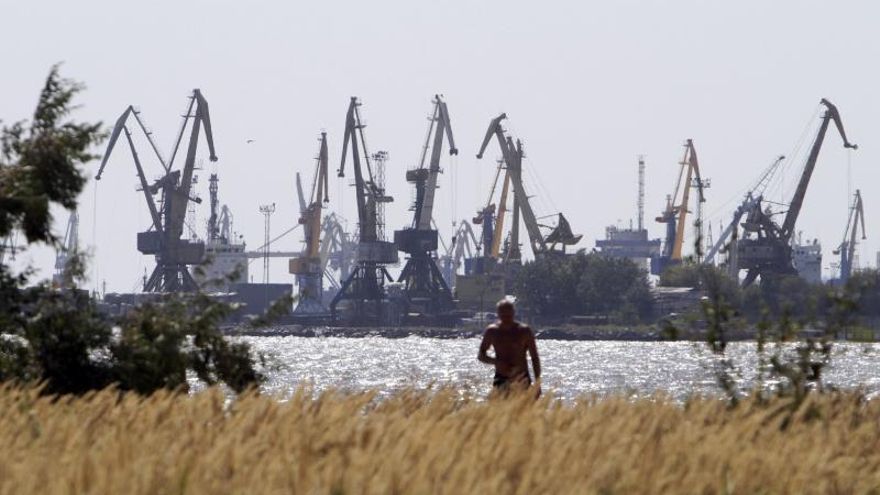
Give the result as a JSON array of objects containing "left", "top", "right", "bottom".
[{"left": 478, "top": 301, "right": 541, "bottom": 391}]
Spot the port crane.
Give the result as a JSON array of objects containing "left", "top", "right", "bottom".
[
  {"left": 319, "top": 212, "right": 355, "bottom": 292},
  {"left": 439, "top": 220, "right": 479, "bottom": 287},
  {"left": 652, "top": 139, "right": 706, "bottom": 274},
  {"left": 290, "top": 132, "right": 331, "bottom": 314},
  {"left": 833, "top": 189, "right": 865, "bottom": 284},
  {"left": 52, "top": 209, "right": 79, "bottom": 288},
  {"left": 703, "top": 155, "right": 786, "bottom": 270},
  {"left": 476, "top": 114, "right": 581, "bottom": 260},
  {"left": 393, "top": 96, "right": 458, "bottom": 316},
  {"left": 737, "top": 99, "right": 857, "bottom": 286},
  {"left": 97, "top": 89, "right": 217, "bottom": 292},
  {"left": 330, "top": 98, "right": 398, "bottom": 324},
  {"left": 472, "top": 158, "right": 512, "bottom": 269}
]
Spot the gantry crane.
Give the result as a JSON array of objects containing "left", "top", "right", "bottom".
[
  {"left": 833, "top": 189, "right": 865, "bottom": 284},
  {"left": 472, "top": 158, "right": 511, "bottom": 272},
  {"left": 330, "top": 98, "right": 398, "bottom": 324},
  {"left": 97, "top": 89, "right": 217, "bottom": 292},
  {"left": 319, "top": 212, "right": 355, "bottom": 293},
  {"left": 737, "top": 99, "right": 857, "bottom": 286},
  {"left": 652, "top": 139, "right": 706, "bottom": 274},
  {"left": 439, "top": 220, "right": 479, "bottom": 288},
  {"left": 703, "top": 155, "right": 785, "bottom": 271},
  {"left": 393, "top": 96, "right": 458, "bottom": 316},
  {"left": 476, "top": 113, "right": 581, "bottom": 260},
  {"left": 52, "top": 209, "right": 79, "bottom": 288},
  {"left": 290, "top": 132, "right": 331, "bottom": 314}
]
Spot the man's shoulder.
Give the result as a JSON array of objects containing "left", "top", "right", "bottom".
[
  {"left": 484, "top": 323, "right": 500, "bottom": 334},
  {"left": 515, "top": 322, "right": 534, "bottom": 335}
]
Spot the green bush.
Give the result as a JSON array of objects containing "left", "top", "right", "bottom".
[
  {"left": 513, "top": 251, "right": 654, "bottom": 322},
  {"left": 0, "top": 66, "right": 266, "bottom": 396}
]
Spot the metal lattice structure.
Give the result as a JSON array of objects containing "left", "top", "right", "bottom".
[
  {"left": 393, "top": 96, "right": 458, "bottom": 316},
  {"left": 97, "top": 89, "right": 218, "bottom": 292},
  {"left": 330, "top": 97, "right": 398, "bottom": 324}
]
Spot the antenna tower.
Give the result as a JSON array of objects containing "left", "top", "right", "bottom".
[
  {"left": 259, "top": 203, "right": 276, "bottom": 284},
  {"left": 637, "top": 155, "right": 645, "bottom": 231}
]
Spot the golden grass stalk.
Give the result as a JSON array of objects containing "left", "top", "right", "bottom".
[{"left": 0, "top": 385, "right": 878, "bottom": 494}]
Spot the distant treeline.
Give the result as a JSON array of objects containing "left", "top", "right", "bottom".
[
  {"left": 513, "top": 252, "right": 880, "bottom": 327},
  {"left": 512, "top": 251, "right": 654, "bottom": 323}
]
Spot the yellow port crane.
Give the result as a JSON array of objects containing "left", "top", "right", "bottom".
[
  {"left": 476, "top": 113, "right": 582, "bottom": 261},
  {"left": 653, "top": 139, "right": 705, "bottom": 274},
  {"left": 289, "top": 132, "right": 330, "bottom": 314},
  {"left": 472, "top": 158, "right": 511, "bottom": 260}
]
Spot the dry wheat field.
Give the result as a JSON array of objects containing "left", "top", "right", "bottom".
[{"left": 0, "top": 385, "right": 879, "bottom": 494}]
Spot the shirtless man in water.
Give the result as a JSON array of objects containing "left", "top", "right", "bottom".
[{"left": 478, "top": 300, "right": 541, "bottom": 393}]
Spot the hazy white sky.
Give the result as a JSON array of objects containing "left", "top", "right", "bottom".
[{"left": 3, "top": 0, "right": 879, "bottom": 292}]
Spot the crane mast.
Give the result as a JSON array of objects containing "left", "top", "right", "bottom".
[
  {"left": 414, "top": 95, "right": 457, "bottom": 229},
  {"left": 472, "top": 158, "right": 510, "bottom": 264},
  {"left": 52, "top": 209, "right": 79, "bottom": 288},
  {"left": 653, "top": 139, "right": 704, "bottom": 274},
  {"left": 394, "top": 95, "right": 458, "bottom": 318},
  {"left": 492, "top": 168, "right": 511, "bottom": 258},
  {"left": 290, "top": 132, "right": 331, "bottom": 315},
  {"left": 780, "top": 99, "right": 857, "bottom": 239},
  {"left": 476, "top": 114, "right": 547, "bottom": 257},
  {"left": 477, "top": 113, "right": 581, "bottom": 259},
  {"left": 835, "top": 189, "right": 865, "bottom": 284},
  {"left": 703, "top": 155, "right": 785, "bottom": 266},
  {"left": 97, "top": 89, "right": 217, "bottom": 292},
  {"left": 330, "top": 98, "right": 398, "bottom": 324},
  {"left": 439, "top": 220, "right": 478, "bottom": 288},
  {"left": 737, "top": 98, "right": 857, "bottom": 286}
]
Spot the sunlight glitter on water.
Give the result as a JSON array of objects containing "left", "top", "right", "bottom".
[{"left": 243, "top": 336, "right": 880, "bottom": 401}]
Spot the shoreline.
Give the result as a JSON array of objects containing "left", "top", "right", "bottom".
[{"left": 227, "top": 324, "right": 762, "bottom": 341}]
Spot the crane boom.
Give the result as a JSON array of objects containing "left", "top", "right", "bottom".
[
  {"left": 339, "top": 97, "right": 375, "bottom": 241},
  {"left": 836, "top": 189, "right": 866, "bottom": 283},
  {"left": 704, "top": 155, "right": 785, "bottom": 265},
  {"left": 704, "top": 194, "right": 760, "bottom": 264},
  {"left": 492, "top": 169, "right": 511, "bottom": 258},
  {"left": 290, "top": 132, "right": 331, "bottom": 314},
  {"left": 780, "top": 98, "right": 857, "bottom": 239},
  {"left": 671, "top": 139, "right": 703, "bottom": 260},
  {"left": 53, "top": 209, "right": 79, "bottom": 287},
  {"left": 307, "top": 133, "right": 329, "bottom": 259},
  {"left": 476, "top": 114, "right": 547, "bottom": 255},
  {"left": 168, "top": 90, "right": 217, "bottom": 240},
  {"left": 295, "top": 172, "right": 307, "bottom": 215},
  {"left": 415, "top": 95, "right": 457, "bottom": 230},
  {"left": 654, "top": 139, "right": 705, "bottom": 273},
  {"left": 97, "top": 89, "right": 217, "bottom": 292},
  {"left": 331, "top": 98, "right": 397, "bottom": 323}
]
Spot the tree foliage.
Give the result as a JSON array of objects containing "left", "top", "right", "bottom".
[
  {"left": 0, "top": 66, "right": 266, "bottom": 395},
  {"left": 0, "top": 264, "right": 265, "bottom": 395},
  {"left": 0, "top": 64, "right": 103, "bottom": 244},
  {"left": 513, "top": 251, "right": 654, "bottom": 322},
  {"left": 658, "top": 263, "right": 702, "bottom": 288}
]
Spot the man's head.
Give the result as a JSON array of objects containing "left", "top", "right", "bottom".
[{"left": 496, "top": 299, "right": 515, "bottom": 324}]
